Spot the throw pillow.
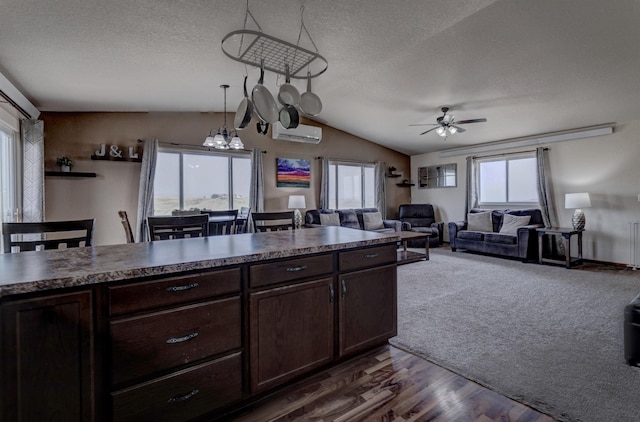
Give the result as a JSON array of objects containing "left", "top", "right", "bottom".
[
  {"left": 363, "top": 212, "right": 385, "bottom": 230},
  {"left": 467, "top": 211, "right": 493, "bottom": 232},
  {"left": 499, "top": 213, "right": 531, "bottom": 234},
  {"left": 319, "top": 213, "right": 341, "bottom": 226}
]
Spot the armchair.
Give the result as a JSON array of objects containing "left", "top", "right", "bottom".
[{"left": 398, "top": 204, "right": 444, "bottom": 248}]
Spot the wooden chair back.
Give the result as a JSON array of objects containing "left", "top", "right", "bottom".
[
  {"left": 118, "top": 210, "right": 135, "bottom": 243},
  {"left": 251, "top": 211, "right": 295, "bottom": 232},
  {"left": 147, "top": 214, "right": 209, "bottom": 241},
  {"left": 200, "top": 209, "right": 238, "bottom": 236},
  {"left": 2, "top": 219, "right": 95, "bottom": 253},
  {"left": 237, "top": 207, "right": 251, "bottom": 233}
]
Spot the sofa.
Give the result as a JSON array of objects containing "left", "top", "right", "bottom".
[
  {"left": 448, "top": 208, "right": 544, "bottom": 262},
  {"left": 305, "top": 208, "right": 403, "bottom": 233},
  {"left": 398, "top": 204, "right": 444, "bottom": 248}
]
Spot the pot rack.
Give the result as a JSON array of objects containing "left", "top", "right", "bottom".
[{"left": 221, "top": 4, "right": 328, "bottom": 79}]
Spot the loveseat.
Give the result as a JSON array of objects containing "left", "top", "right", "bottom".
[
  {"left": 305, "top": 208, "right": 403, "bottom": 233},
  {"left": 398, "top": 204, "right": 444, "bottom": 248},
  {"left": 448, "top": 208, "right": 544, "bottom": 261}
]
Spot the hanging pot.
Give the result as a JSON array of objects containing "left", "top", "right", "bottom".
[
  {"left": 234, "top": 75, "right": 254, "bottom": 129},
  {"left": 299, "top": 71, "right": 323, "bottom": 116},
  {"left": 279, "top": 104, "right": 300, "bottom": 129},
  {"left": 252, "top": 61, "right": 279, "bottom": 124},
  {"left": 256, "top": 120, "right": 269, "bottom": 135},
  {"left": 278, "top": 64, "right": 300, "bottom": 106}
]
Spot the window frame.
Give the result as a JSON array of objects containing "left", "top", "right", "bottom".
[
  {"left": 476, "top": 153, "right": 539, "bottom": 207},
  {"left": 154, "top": 147, "right": 250, "bottom": 213},
  {"left": 327, "top": 160, "right": 376, "bottom": 209}
]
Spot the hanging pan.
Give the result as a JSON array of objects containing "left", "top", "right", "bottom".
[
  {"left": 279, "top": 104, "right": 300, "bottom": 129},
  {"left": 252, "top": 61, "right": 279, "bottom": 124},
  {"left": 278, "top": 64, "right": 300, "bottom": 106},
  {"left": 299, "top": 71, "right": 322, "bottom": 116},
  {"left": 234, "top": 76, "right": 253, "bottom": 129}
]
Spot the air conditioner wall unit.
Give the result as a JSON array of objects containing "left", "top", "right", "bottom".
[{"left": 272, "top": 122, "right": 322, "bottom": 144}]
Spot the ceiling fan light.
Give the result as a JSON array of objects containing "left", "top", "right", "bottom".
[
  {"left": 448, "top": 126, "right": 457, "bottom": 134},
  {"left": 436, "top": 126, "right": 446, "bottom": 137}
]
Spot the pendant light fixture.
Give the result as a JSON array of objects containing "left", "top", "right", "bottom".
[{"left": 203, "top": 84, "right": 245, "bottom": 150}]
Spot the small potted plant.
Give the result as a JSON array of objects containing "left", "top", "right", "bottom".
[{"left": 56, "top": 156, "right": 73, "bottom": 172}]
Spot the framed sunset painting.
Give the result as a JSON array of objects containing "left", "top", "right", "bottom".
[{"left": 276, "top": 158, "right": 310, "bottom": 188}]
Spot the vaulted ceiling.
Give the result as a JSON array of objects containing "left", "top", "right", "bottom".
[{"left": 1, "top": 0, "right": 638, "bottom": 155}]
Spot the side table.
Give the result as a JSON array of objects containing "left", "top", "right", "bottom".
[
  {"left": 396, "top": 231, "right": 430, "bottom": 265},
  {"left": 536, "top": 227, "right": 584, "bottom": 268}
]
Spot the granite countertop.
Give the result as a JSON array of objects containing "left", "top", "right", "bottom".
[{"left": 0, "top": 227, "right": 399, "bottom": 298}]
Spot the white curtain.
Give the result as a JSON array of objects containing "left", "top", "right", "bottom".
[
  {"left": 248, "top": 148, "right": 264, "bottom": 232},
  {"left": 319, "top": 157, "right": 330, "bottom": 209},
  {"left": 136, "top": 138, "right": 158, "bottom": 242},
  {"left": 374, "top": 161, "right": 386, "bottom": 218},
  {"left": 465, "top": 155, "right": 478, "bottom": 214},
  {"left": 536, "top": 147, "right": 564, "bottom": 255},
  {"left": 21, "top": 119, "right": 44, "bottom": 223}
]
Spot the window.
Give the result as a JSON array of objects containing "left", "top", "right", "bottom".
[
  {"left": 477, "top": 155, "right": 538, "bottom": 205},
  {"left": 153, "top": 149, "right": 250, "bottom": 215},
  {"left": 0, "top": 124, "right": 19, "bottom": 253},
  {"left": 327, "top": 161, "right": 375, "bottom": 209}
]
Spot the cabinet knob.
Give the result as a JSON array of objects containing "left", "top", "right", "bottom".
[
  {"left": 364, "top": 253, "right": 379, "bottom": 259},
  {"left": 341, "top": 279, "right": 347, "bottom": 298},
  {"left": 167, "top": 388, "right": 200, "bottom": 403},
  {"left": 166, "top": 332, "right": 199, "bottom": 344},
  {"left": 285, "top": 265, "right": 308, "bottom": 272},
  {"left": 166, "top": 282, "right": 199, "bottom": 292}
]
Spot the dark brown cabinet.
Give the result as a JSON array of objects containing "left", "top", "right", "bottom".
[
  {"left": 338, "top": 264, "right": 397, "bottom": 357},
  {"left": 249, "top": 277, "right": 335, "bottom": 393},
  {"left": 1, "top": 290, "right": 95, "bottom": 422}
]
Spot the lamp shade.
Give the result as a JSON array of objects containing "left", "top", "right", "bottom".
[
  {"left": 288, "top": 195, "right": 306, "bottom": 209},
  {"left": 565, "top": 193, "right": 591, "bottom": 209}
]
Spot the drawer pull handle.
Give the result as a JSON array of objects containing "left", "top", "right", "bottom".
[
  {"left": 364, "top": 253, "right": 379, "bottom": 259},
  {"left": 167, "top": 388, "right": 199, "bottom": 403},
  {"left": 166, "top": 282, "right": 199, "bottom": 292},
  {"left": 329, "top": 283, "right": 334, "bottom": 303},
  {"left": 286, "top": 265, "right": 308, "bottom": 272},
  {"left": 166, "top": 332, "right": 199, "bottom": 344},
  {"left": 342, "top": 279, "right": 347, "bottom": 298}
]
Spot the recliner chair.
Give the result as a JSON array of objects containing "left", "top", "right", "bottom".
[{"left": 398, "top": 204, "right": 444, "bottom": 248}]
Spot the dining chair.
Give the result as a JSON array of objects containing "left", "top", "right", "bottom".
[
  {"left": 118, "top": 210, "right": 135, "bottom": 243},
  {"left": 251, "top": 211, "right": 295, "bottom": 232},
  {"left": 147, "top": 214, "right": 209, "bottom": 241},
  {"left": 236, "top": 207, "right": 251, "bottom": 233},
  {"left": 171, "top": 209, "right": 202, "bottom": 216},
  {"left": 2, "top": 219, "right": 95, "bottom": 253},
  {"left": 200, "top": 209, "right": 238, "bottom": 236}
]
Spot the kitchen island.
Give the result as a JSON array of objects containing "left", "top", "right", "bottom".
[{"left": 0, "top": 227, "right": 399, "bottom": 421}]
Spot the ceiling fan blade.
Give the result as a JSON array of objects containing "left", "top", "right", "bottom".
[
  {"left": 455, "top": 118, "right": 487, "bottom": 124},
  {"left": 409, "top": 123, "right": 438, "bottom": 127},
  {"left": 419, "top": 127, "right": 440, "bottom": 135},
  {"left": 450, "top": 125, "right": 466, "bottom": 133}
]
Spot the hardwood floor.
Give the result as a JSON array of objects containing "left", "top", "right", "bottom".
[{"left": 224, "top": 345, "right": 556, "bottom": 422}]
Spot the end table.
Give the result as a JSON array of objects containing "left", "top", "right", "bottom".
[{"left": 536, "top": 227, "right": 583, "bottom": 268}]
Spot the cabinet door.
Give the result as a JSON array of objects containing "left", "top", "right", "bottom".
[
  {"left": 2, "top": 290, "right": 94, "bottom": 422},
  {"left": 250, "top": 278, "right": 334, "bottom": 393},
  {"left": 339, "top": 264, "right": 397, "bottom": 357}
]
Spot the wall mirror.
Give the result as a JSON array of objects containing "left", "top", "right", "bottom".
[{"left": 418, "top": 163, "right": 457, "bottom": 188}]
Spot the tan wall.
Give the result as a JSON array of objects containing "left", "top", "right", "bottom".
[
  {"left": 410, "top": 119, "right": 640, "bottom": 265},
  {"left": 42, "top": 112, "right": 410, "bottom": 245}
]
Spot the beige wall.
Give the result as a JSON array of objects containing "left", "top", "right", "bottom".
[
  {"left": 411, "top": 119, "right": 640, "bottom": 265},
  {"left": 42, "top": 112, "right": 410, "bottom": 245}
]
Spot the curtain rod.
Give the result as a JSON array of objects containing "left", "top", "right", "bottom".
[
  {"left": 137, "top": 139, "right": 265, "bottom": 153},
  {"left": 315, "top": 156, "right": 376, "bottom": 165},
  {"left": 472, "top": 147, "right": 548, "bottom": 160}
]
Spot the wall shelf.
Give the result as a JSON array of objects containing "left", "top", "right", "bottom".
[
  {"left": 396, "top": 182, "right": 415, "bottom": 187},
  {"left": 91, "top": 154, "right": 141, "bottom": 163},
  {"left": 386, "top": 174, "right": 401, "bottom": 178},
  {"left": 45, "top": 171, "right": 97, "bottom": 178}
]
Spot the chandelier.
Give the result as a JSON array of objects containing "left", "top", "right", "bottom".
[{"left": 203, "top": 84, "right": 244, "bottom": 150}]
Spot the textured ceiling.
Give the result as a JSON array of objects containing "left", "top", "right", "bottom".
[{"left": 1, "top": 0, "right": 639, "bottom": 155}]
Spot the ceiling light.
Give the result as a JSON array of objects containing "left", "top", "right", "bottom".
[
  {"left": 436, "top": 126, "right": 446, "bottom": 137},
  {"left": 203, "top": 84, "right": 244, "bottom": 150},
  {"left": 448, "top": 126, "right": 457, "bottom": 135}
]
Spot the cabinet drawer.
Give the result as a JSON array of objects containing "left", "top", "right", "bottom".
[
  {"left": 250, "top": 253, "right": 333, "bottom": 289},
  {"left": 111, "top": 296, "right": 241, "bottom": 385},
  {"left": 339, "top": 244, "right": 396, "bottom": 272},
  {"left": 109, "top": 268, "right": 240, "bottom": 316},
  {"left": 112, "top": 352, "right": 242, "bottom": 422}
]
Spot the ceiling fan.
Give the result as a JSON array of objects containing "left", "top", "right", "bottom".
[{"left": 411, "top": 106, "right": 487, "bottom": 137}]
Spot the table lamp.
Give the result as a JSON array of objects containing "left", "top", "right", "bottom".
[
  {"left": 288, "top": 195, "right": 306, "bottom": 229},
  {"left": 565, "top": 192, "right": 591, "bottom": 230}
]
